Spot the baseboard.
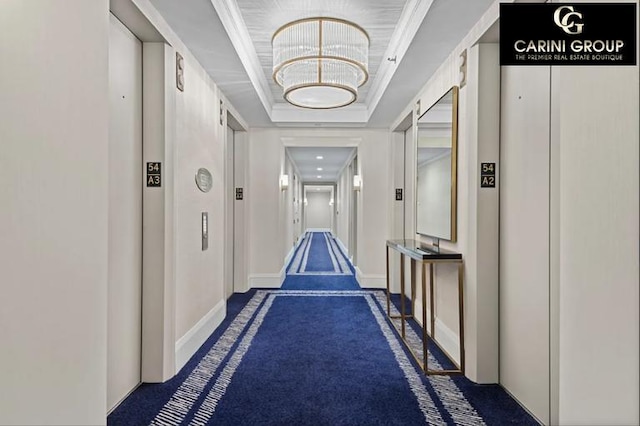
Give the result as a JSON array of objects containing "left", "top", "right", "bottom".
[
  {"left": 434, "top": 317, "right": 461, "bottom": 365},
  {"left": 355, "top": 267, "right": 386, "bottom": 289},
  {"left": 249, "top": 274, "right": 283, "bottom": 288},
  {"left": 335, "top": 237, "right": 349, "bottom": 258},
  {"left": 175, "top": 299, "right": 226, "bottom": 373},
  {"left": 284, "top": 244, "right": 296, "bottom": 267},
  {"left": 413, "top": 300, "right": 461, "bottom": 365}
]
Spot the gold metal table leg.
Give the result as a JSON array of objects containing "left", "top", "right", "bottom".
[
  {"left": 422, "top": 262, "right": 428, "bottom": 373},
  {"left": 399, "top": 253, "right": 406, "bottom": 338},
  {"left": 410, "top": 259, "right": 416, "bottom": 318},
  {"left": 385, "top": 246, "right": 390, "bottom": 316},
  {"left": 429, "top": 263, "right": 435, "bottom": 339}
]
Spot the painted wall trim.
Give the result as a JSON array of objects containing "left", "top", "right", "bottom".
[
  {"left": 414, "top": 301, "right": 461, "bottom": 366},
  {"left": 335, "top": 237, "right": 350, "bottom": 259},
  {"left": 355, "top": 267, "right": 386, "bottom": 289},
  {"left": 280, "top": 245, "right": 297, "bottom": 285},
  {"left": 249, "top": 274, "right": 283, "bottom": 288},
  {"left": 175, "top": 299, "right": 226, "bottom": 373}
]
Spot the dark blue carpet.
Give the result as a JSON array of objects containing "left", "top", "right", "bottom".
[
  {"left": 281, "top": 274, "right": 360, "bottom": 290},
  {"left": 388, "top": 294, "right": 538, "bottom": 426},
  {"left": 107, "top": 290, "right": 258, "bottom": 426},
  {"left": 304, "top": 232, "right": 335, "bottom": 271},
  {"left": 206, "top": 296, "right": 428, "bottom": 425},
  {"left": 108, "top": 234, "right": 539, "bottom": 426}
]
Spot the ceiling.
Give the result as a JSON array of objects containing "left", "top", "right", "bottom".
[
  {"left": 149, "top": 0, "right": 495, "bottom": 128},
  {"left": 148, "top": 0, "right": 493, "bottom": 183},
  {"left": 287, "top": 147, "right": 355, "bottom": 183},
  {"left": 305, "top": 185, "right": 334, "bottom": 193}
]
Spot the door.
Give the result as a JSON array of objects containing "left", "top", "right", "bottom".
[
  {"left": 349, "top": 156, "right": 358, "bottom": 264},
  {"left": 499, "top": 66, "right": 550, "bottom": 424},
  {"left": 225, "top": 126, "right": 234, "bottom": 299},
  {"left": 108, "top": 14, "right": 142, "bottom": 411}
]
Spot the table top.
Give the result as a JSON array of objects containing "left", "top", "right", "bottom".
[{"left": 386, "top": 239, "right": 462, "bottom": 261}]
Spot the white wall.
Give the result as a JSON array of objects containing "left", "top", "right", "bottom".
[
  {"left": 122, "top": 0, "right": 238, "bottom": 374},
  {"left": 246, "top": 129, "right": 285, "bottom": 286},
  {"left": 389, "top": 2, "right": 639, "bottom": 425},
  {"left": 247, "top": 128, "right": 389, "bottom": 288},
  {"left": 0, "top": 1, "right": 251, "bottom": 422},
  {"left": 551, "top": 61, "right": 639, "bottom": 425},
  {"left": 108, "top": 13, "right": 143, "bottom": 410},
  {"left": 500, "top": 65, "right": 551, "bottom": 424},
  {"left": 356, "top": 133, "right": 390, "bottom": 287},
  {"left": 172, "top": 33, "right": 228, "bottom": 369},
  {"left": 282, "top": 154, "right": 300, "bottom": 257},
  {"left": 0, "top": 1, "right": 109, "bottom": 424},
  {"left": 233, "top": 131, "right": 249, "bottom": 293},
  {"left": 390, "top": 2, "right": 502, "bottom": 384},
  {"left": 336, "top": 158, "right": 354, "bottom": 253},
  {"left": 305, "top": 192, "right": 332, "bottom": 229}
]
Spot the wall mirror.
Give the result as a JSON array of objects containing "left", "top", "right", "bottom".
[{"left": 416, "top": 86, "right": 458, "bottom": 242}]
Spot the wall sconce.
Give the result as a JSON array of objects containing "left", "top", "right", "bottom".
[
  {"left": 280, "top": 174, "right": 289, "bottom": 191},
  {"left": 304, "top": 197, "right": 308, "bottom": 206},
  {"left": 329, "top": 198, "right": 334, "bottom": 206},
  {"left": 353, "top": 175, "right": 362, "bottom": 191}
]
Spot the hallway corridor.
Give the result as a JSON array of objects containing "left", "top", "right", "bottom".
[{"left": 108, "top": 233, "right": 536, "bottom": 425}]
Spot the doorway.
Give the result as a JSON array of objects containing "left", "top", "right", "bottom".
[
  {"left": 304, "top": 185, "right": 334, "bottom": 231},
  {"left": 107, "top": 13, "right": 142, "bottom": 411},
  {"left": 348, "top": 156, "right": 358, "bottom": 265}
]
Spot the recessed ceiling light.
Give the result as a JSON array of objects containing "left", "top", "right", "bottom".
[
  {"left": 316, "top": 188, "right": 320, "bottom": 191},
  {"left": 317, "top": 175, "right": 322, "bottom": 179},
  {"left": 317, "top": 167, "right": 323, "bottom": 171},
  {"left": 316, "top": 156, "right": 323, "bottom": 160}
]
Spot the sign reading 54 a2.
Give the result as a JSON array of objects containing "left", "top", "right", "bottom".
[{"left": 481, "top": 162, "right": 496, "bottom": 188}]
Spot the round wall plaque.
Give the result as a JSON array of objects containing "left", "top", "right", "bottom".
[{"left": 195, "top": 168, "right": 213, "bottom": 193}]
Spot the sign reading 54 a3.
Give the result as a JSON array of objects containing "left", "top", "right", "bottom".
[{"left": 147, "top": 162, "right": 161, "bottom": 187}]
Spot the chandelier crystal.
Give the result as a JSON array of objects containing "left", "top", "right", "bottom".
[{"left": 272, "top": 17, "right": 369, "bottom": 109}]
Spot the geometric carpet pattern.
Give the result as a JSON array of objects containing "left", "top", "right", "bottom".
[
  {"left": 107, "top": 232, "right": 539, "bottom": 425},
  {"left": 287, "top": 232, "right": 353, "bottom": 275},
  {"left": 151, "top": 290, "right": 484, "bottom": 426}
]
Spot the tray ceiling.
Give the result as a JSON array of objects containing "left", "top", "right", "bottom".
[{"left": 149, "top": 0, "right": 495, "bottom": 127}]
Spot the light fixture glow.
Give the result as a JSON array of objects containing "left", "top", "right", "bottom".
[
  {"left": 272, "top": 17, "right": 369, "bottom": 109},
  {"left": 317, "top": 167, "right": 323, "bottom": 171},
  {"left": 353, "top": 174, "right": 362, "bottom": 191},
  {"left": 316, "top": 156, "right": 324, "bottom": 160},
  {"left": 317, "top": 175, "right": 322, "bottom": 179},
  {"left": 280, "top": 174, "right": 289, "bottom": 190}
]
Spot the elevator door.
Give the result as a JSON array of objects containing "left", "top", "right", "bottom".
[{"left": 107, "top": 14, "right": 143, "bottom": 412}]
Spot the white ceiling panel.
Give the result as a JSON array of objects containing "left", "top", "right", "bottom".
[
  {"left": 149, "top": 0, "right": 495, "bottom": 127},
  {"left": 236, "top": 0, "right": 407, "bottom": 105},
  {"left": 287, "top": 146, "right": 354, "bottom": 183}
]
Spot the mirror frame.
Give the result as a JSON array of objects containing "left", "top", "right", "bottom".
[{"left": 414, "top": 85, "right": 459, "bottom": 242}]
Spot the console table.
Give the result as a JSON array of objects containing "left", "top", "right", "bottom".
[{"left": 385, "top": 239, "right": 465, "bottom": 375}]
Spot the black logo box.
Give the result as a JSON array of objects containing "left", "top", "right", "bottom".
[{"left": 500, "top": 3, "right": 637, "bottom": 66}]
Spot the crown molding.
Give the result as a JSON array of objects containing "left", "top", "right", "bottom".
[
  {"left": 210, "top": 0, "right": 274, "bottom": 118},
  {"left": 270, "top": 103, "right": 369, "bottom": 125},
  {"left": 365, "top": 0, "right": 435, "bottom": 119},
  {"left": 211, "top": 0, "right": 433, "bottom": 126}
]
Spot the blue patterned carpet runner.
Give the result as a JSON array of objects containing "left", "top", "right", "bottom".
[
  {"left": 287, "top": 232, "right": 352, "bottom": 275},
  {"left": 108, "top": 232, "right": 538, "bottom": 426}
]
